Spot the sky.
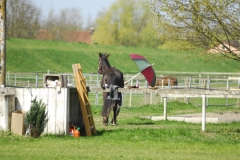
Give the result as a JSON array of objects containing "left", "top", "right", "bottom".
[{"left": 31, "top": 0, "right": 117, "bottom": 27}]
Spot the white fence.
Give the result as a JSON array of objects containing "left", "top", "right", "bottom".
[
  {"left": 5, "top": 71, "right": 240, "bottom": 88},
  {"left": 5, "top": 71, "right": 240, "bottom": 107}
]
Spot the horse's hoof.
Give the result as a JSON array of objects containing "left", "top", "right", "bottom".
[
  {"left": 112, "top": 123, "right": 117, "bottom": 126},
  {"left": 102, "top": 121, "right": 108, "bottom": 126}
]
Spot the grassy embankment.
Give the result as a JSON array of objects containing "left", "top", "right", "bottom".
[{"left": 6, "top": 38, "right": 240, "bottom": 73}]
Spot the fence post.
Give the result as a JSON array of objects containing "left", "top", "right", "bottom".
[
  {"left": 203, "top": 79, "right": 206, "bottom": 89},
  {"left": 20, "top": 73, "right": 22, "bottom": 86},
  {"left": 67, "top": 75, "right": 70, "bottom": 85},
  {"left": 14, "top": 74, "right": 16, "bottom": 86},
  {"left": 121, "top": 92, "right": 125, "bottom": 108},
  {"left": 238, "top": 76, "right": 240, "bottom": 89},
  {"left": 90, "top": 74, "right": 92, "bottom": 86},
  {"left": 35, "top": 74, "right": 38, "bottom": 88},
  {"left": 226, "top": 79, "right": 229, "bottom": 90},
  {"left": 185, "top": 77, "right": 189, "bottom": 89},
  {"left": 150, "top": 92, "right": 153, "bottom": 104},
  {"left": 199, "top": 73, "right": 201, "bottom": 86},
  {"left": 129, "top": 80, "right": 133, "bottom": 107},
  {"left": 164, "top": 97, "right": 167, "bottom": 120},
  {"left": 237, "top": 76, "right": 239, "bottom": 107},
  {"left": 207, "top": 76, "right": 210, "bottom": 89},
  {"left": 202, "top": 94, "right": 206, "bottom": 132},
  {"left": 184, "top": 77, "right": 190, "bottom": 103},
  {"left": 226, "top": 97, "right": 228, "bottom": 107},
  {"left": 185, "top": 76, "right": 192, "bottom": 103},
  {"left": 206, "top": 97, "right": 208, "bottom": 108},
  {"left": 144, "top": 80, "right": 148, "bottom": 105},
  {"left": 168, "top": 79, "right": 170, "bottom": 89},
  {"left": 189, "top": 76, "right": 192, "bottom": 88},
  {"left": 161, "top": 79, "right": 163, "bottom": 89}
]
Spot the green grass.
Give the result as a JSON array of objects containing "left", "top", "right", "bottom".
[
  {"left": 1, "top": 102, "right": 240, "bottom": 159},
  {"left": 3, "top": 38, "right": 240, "bottom": 159},
  {"left": 6, "top": 38, "right": 240, "bottom": 73}
]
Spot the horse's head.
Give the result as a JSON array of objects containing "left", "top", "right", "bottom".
[{"left": 98, "top": 53, "right": 110, "bottom": 74}]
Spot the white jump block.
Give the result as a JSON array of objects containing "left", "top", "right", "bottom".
[
  {"left": 185, "top": 117, "right": 219, "bottom": 123},
  {"left": 167, "top": 117, "right": 185, "bottom": 121},
  {"left": 151, "top": 116, "right": 185, "bottom": 121},
  {"left": 150, "top": 116, "right": 219, "bottom": 123}
]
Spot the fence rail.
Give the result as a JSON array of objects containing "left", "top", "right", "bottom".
[
  {"left": 6, "top": 71, "right": 240, "bottom": 89},
  {"left": 5, "top": 71, "right": 240, "bottom": 107}
]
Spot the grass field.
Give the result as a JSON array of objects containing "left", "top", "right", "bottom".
[
  {"left": 1, "top": 102, "right": 240, "bottom": 160},
  {"left": 2, "top": 38, "right": 240, "bottom": 159},
  {"left": 6, "top": 38, "right": 240, "bottom": 73}
]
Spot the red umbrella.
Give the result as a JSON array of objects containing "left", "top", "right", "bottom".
[{"left": 127, "top": 54, "right": 156, "bottom": 87}]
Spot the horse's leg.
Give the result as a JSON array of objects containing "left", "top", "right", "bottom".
[
  {"left": 103, "top": 117, "right": 108, "bottom": 126},
  {"left": 116, "top": 105, "right": 121, "bottom": 117},
  {"left": 111, "top": 102, "right": 118, "bottom": 125},
  {"left": 102, "top": 92, "right": 109, "bottom": 126},
  {"left": 111, "top": 101, "right": 121, "bottom": 125}
]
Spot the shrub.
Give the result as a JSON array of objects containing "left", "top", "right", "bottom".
[{"left": 26, "top": 97, "right": 48, "bottom": 138}]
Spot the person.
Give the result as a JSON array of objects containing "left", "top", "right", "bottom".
[{"left": 127, "top": 79, "right": 139, "bottom": 89}]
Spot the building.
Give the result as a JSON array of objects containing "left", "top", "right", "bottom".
[
  {"left": 207, "top": 41, "right": 240, "bottom": 54},
  {"left": 36, "top": 29, "right": 94, "bottom": 44}
]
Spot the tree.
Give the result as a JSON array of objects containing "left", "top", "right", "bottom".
[
  {"left": 92, "top": 0, "right": 162, "bottom": 47},
  {"left": 7, "top": 0, "right": 41, "bottom": 38},
  {"left": 84, "top": 13, "right": 95, "bottom": 30},
  {"left": 42, "top": 8, "right": 83, "bottom": 41},
  {"left": 148, "top": 0, "right": 240, "bottom": 60}
]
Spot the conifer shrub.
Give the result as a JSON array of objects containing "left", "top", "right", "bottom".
[{"left": 26, "top": 97, "right": 48, "bottom": 138}]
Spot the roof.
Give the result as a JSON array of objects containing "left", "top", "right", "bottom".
[
  {"left": 223, "top": 41, "right": 240, "bottom": 48},
  {"left": 207, "top": 41, "right": 240, "bottom": 54},
  {"left": 36, "top": 30, "right": 92, "bottom": 44}
]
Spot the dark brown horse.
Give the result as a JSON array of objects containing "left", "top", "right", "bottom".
[{"left": 98, "top": 53, "right": 124, "bottom": 125}]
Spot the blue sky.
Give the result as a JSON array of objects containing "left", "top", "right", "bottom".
[{"left": 31, "top": 0, "right": 117, "bottom": 26}]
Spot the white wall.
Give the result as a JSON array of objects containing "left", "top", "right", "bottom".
[
  {"left": 15, "top": 87, "right": 70, "bottom": 134},
  {"left": 0, "top": 94, "right": 15, "bottom": 131},
  {"left": 0, "top": 87, "right": 71, "bottom": 135}
]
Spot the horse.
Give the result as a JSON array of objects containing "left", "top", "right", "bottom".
[
  {"left": 155, "top": 76, "right": 178, "bottom": 86},
  {"left": 128, "top": 76, "right": 178, "bottom": 89},
  {"left": 98, "top": 53, "right": 124, "bottom": 125}
]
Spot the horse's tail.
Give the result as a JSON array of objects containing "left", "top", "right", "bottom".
[{"left": 101, "top": 92, "right": 117, "bottom": 117}]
